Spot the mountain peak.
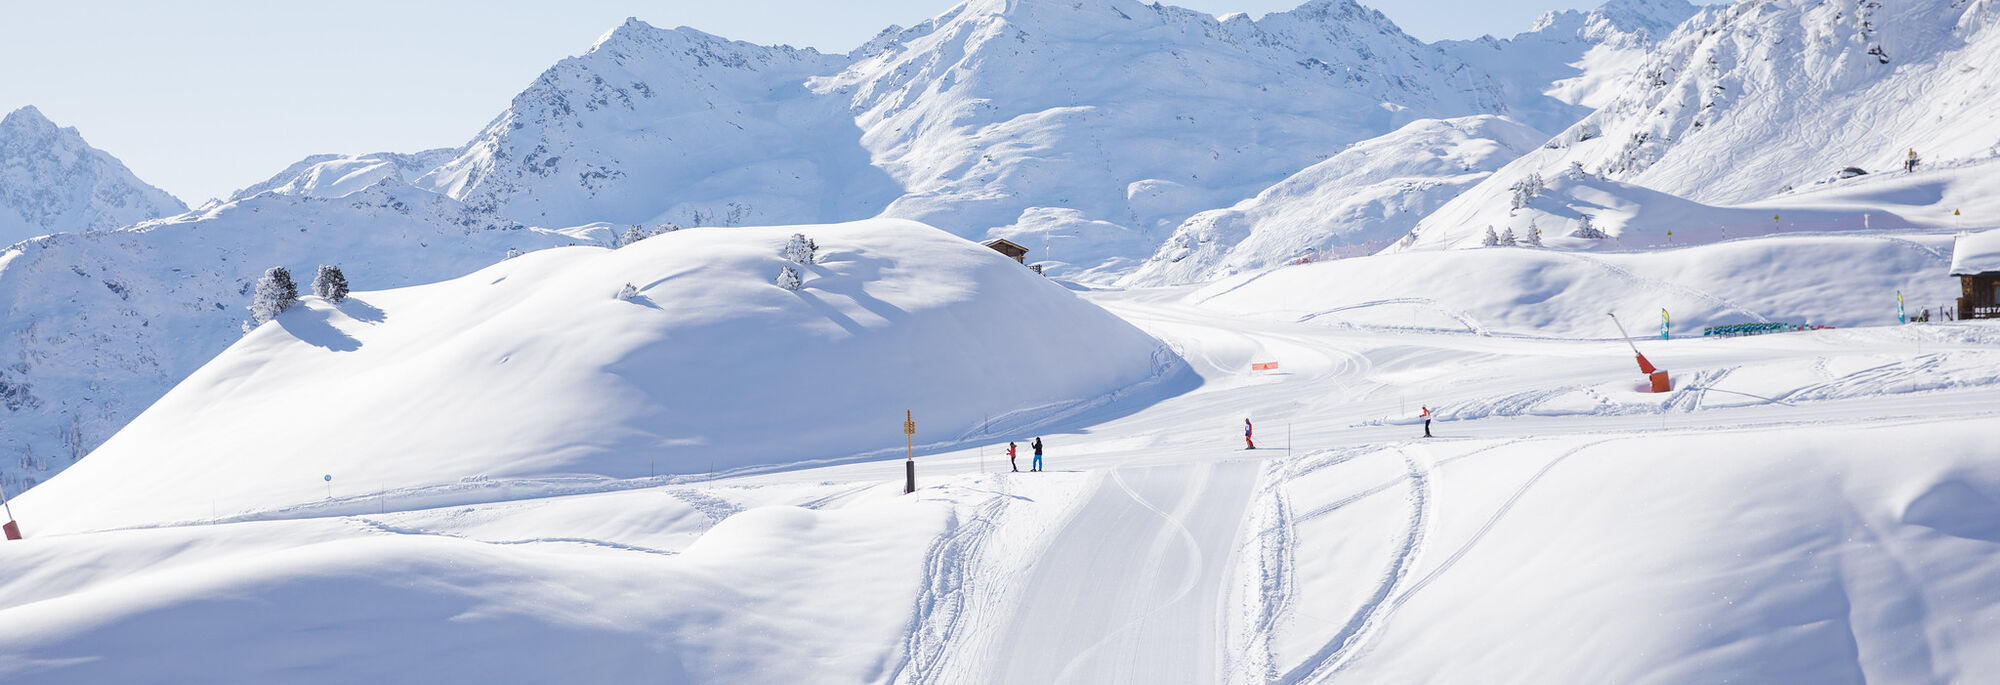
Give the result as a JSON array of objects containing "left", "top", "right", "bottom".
[
  {"left": 1, "top": 105, "right": 60, "bottom": 135},
  {"left": 0, "top": 106, "right": 187, "bottom": 242}
]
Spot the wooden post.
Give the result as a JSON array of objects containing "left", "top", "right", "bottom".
[{"left": 903, "top": 410, "right": 916, "bottom": 494}]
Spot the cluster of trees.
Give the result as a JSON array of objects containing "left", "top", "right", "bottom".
[
  {"left": 775, "top": 233, "right": 815, "bottom": 291},
  {"left": 244, "top": 265, "right": 348, "bottom": 332}
]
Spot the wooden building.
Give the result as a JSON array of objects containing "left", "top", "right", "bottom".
[
  {"left": 984, "top": 238, "right": 1030, "bottom": 264},
  {"left": 1951, "top": 229, "right": 2000, "bottom": 319}
]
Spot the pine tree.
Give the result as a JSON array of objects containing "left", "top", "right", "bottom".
[
  {"left": 616, "top": 283, "right": 639, "bottom": 300},
  {"left": 652, "top": 223, "right": 681, "bottom": 236},
  {"left": 1499, "top": 227, "right": 1518, "bottom": 246},
  {"left": 1483, "top": 226, "right": 1500, "bottom": 247},
  {"left": 783, "top": 233, "right": 817, "bottom": 265},
  {"left": 620, "top": 225, "right": 649, "bottom": 247},
  {"left": 1525, "top": 222, "right": 1543, "bottom": 247},
  {"left": 504, "top": 247, "right": 524, "bottom": 260},
  {"left": 1509, "top": 172, "right": 1545, "bottom": 210},
  {"left": 775, "top": 265, "right": 803, "bottom": 291},
  {"left": 247, "top": 266, "right": 299, "bottom": 327},
  {"left": 1571, "top": 214, "right": 1608, "bottom": 239},
  {"left": 312, "top": 264, "right": 348, "bottom": 302}
]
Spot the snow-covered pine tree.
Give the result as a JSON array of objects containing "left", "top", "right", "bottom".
[
  {"left": 783, "top": 233, "right": 817, "bottom": 265},
  {"left": 620, "top": 225, "right": 648, "bottom": 247},
  {"left": 247, "top": 266, "right": 299, "bottom": 327},
  {"left": 1571, "top": 214, "right": 1608, "bottom": 239},
  {"left": 616, "top": 283, "right": 639, "bottom": 300},
  {"left": 775, "top": 265, "right": 803, "bottom": 291},
  {"left": 504, "top": 247, "right": 524, "bottom": 260},
  {"left": 652, "top": 223, "right": 681, "bottom": 236},
  {"left": 311, "top": 264, "right": 348, "bottom": 302},
  {"left": 1483, "top": 226, "right": 1500, "bottom": 247},
  {"left": 1499, "top": 227, "right": 1518, "bottom": 246},
  {"left": 1525, "top": 222, "right": 1543, "bottom": 247},
  {"left": 1509, "top": 172, "right": 1545, "bottom": 210}
]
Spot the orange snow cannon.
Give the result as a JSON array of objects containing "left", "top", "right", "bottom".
[{"left": 1611, "top": 313, "right": 1672, "bottom": 393}]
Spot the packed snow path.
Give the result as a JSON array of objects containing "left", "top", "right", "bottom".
[{"left": 990, "top": 460, "right": 1257, "bottom": 684}]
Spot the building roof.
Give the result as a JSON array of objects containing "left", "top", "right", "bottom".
[
  {"left": 1951, "top": 229, "right": 2000, "bottom": 276},
  {"left": 984, "top": 238, "right": 1029, "bottom": 254}
]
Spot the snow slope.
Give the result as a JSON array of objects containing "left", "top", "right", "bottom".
[
  {"left": 0, "top": 106, "right": 186, "bottom": 245},
  {"left": 1405, "top": 0, "right": 2000, "bottom": 252},
  {"left": 12, "top": 219, "right": 1185, "bottom": 534},
  {"left": 1197, "top": 230, "right": 1961, "bottom": 338},
  {"left": 0, "top": 178, "right": 587, "bottom": 497},
  {"left": 5, "top": 227, "right": 2000, "bottom": 682},
  {"left": 1124, "top": 115, "right": 1546, "bottom": 286},
  {"left": 1439, "top": 0, "right": 1697, "bottom": 133}
]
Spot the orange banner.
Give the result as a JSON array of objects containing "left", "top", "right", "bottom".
[{"left": 1251, "top": 362, "right": 1279, "bottom": 371}]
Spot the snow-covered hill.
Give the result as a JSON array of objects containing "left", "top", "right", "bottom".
[
  {"left": 13, "top": 219, "right": 1184, "bottom": 534},
  {"left": 1123, "top": 115, "right": 1547, "bottom": 286},
  {"left": 0, "top": 106, "right": 186, "bottom": 245},
  {"left": 0, "top": 178, "right": 588, "bottom": 496}
]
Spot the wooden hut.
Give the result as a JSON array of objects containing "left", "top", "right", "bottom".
[
  {"left": 984, "top": 238, "right": 1030, "bottom": 264},
  {"left": 1951, "top": 229, "right": 2000, "bottom": 319}
]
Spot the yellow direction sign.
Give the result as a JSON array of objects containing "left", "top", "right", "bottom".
[{"left": 904, "top": 410, "right": 915, "bottom": 436}]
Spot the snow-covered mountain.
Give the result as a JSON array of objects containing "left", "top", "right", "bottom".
[
  {"left": 1401, "top": 0, "right": 2000, "bottom": 250},
  {"left": 0, "top": 106, "right": 186, "bottom": 245},
  {"left": 417, "top": 21, "right": 900, "bottom": 231},
  {"left": 228, "top": 148, "right": 459, "bottom": 203},
  {"left": 0, "top": 177, "right": 589, "bottom": 495},
  {"left": 1123, "top": 115, "right": 1546, "bottom": 286},
  {"left": 819, "top": 0, "right": 1509, "bottom": 277},
  {"left": 1439, "top": 0, "right": 1697, "bottom": 133}
]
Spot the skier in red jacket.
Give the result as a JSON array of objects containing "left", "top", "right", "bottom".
[
  {"left": 1421, "top": 406, "right": 1432, "bottom": 438},
  {"left": 1245, "top": 418, "right": 1255, "bottom": 450},
  {"left": 1008, "top": 442, "right": 1019, "bottom": 472}
]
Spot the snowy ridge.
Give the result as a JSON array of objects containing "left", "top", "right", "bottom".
[
  {"left": 822, "top": 0, "right": 1508, "bottom": 278},
  {"left": 417, "top": 19, "right": 896, "bottom": 230},
  {"left": 227, "top": 148, "right": 459, "bottom": 203},
  {"left": 0, "top": 106, "right": 186, "bottom": 245},
  {"left": 1124, "top": 115, "right": 1546, "bottom": 286}
]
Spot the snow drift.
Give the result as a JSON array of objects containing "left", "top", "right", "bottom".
[{"left": 15, "top": 219, "right": 1184, "bottom": 533}]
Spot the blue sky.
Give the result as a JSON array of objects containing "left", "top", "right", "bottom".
[{"left": 1, "top": 0, "right": 1664, "bottom": 203}]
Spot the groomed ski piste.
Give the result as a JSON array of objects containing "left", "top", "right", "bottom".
[{"left": 4, "top": 218, "right": 2000, "bottom": 683}]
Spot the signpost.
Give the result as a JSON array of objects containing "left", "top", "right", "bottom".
[
  {"left": 324, "top": 474, "right": 333, "bottom": 499},
  {"left": 903, "top": 411, "right": 916, "bottom": 495}
]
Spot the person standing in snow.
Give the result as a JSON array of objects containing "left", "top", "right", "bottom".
[
  {"left": 1421, "top": 406, "right": 1432, "bottom": 438},
  {"left": 1906, "top": 148, "right": 1920, "bottom": 172},
  {"left": 1008, "top": 442, "right": 1019, "bottom": 473},
  {"left": 1031, "top": 437, "right": 1044, "bottom": 472},
  {"left": 1244, "top": 419, "right": 1255, "bottom": 450}
]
